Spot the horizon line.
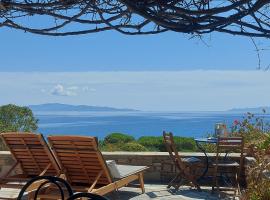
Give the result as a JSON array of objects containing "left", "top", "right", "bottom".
[{"left": 0, "top": 69, "right": 266, "bottom": 73}]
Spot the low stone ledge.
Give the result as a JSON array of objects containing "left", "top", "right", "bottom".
[
  {"left": 102, "top": 152, "right": 243, "bottom": 183},
  {"left": 103, "top": 151, "right": 241, "bottom": 157}
]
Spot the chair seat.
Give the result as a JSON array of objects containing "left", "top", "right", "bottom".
[
  {"left": 181, "top": 157, "right": 201, "bottom": 163},
  {"left": 213, "top": 161, "right": 240, "bottom": 167}
]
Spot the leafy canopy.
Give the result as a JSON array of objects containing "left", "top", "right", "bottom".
[{"left": 0, "top": 104, "right": 38, "bottom": 133}]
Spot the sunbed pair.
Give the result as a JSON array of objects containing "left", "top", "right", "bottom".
[{"left": 0, "top": 133, "right": 148, "bottom": 199}]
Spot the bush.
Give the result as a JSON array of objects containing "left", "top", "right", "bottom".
[
  {"left": 173, "top": 137, "right": 197, "bottom": 151},
  {"left": 101, "top": 133, "right": 196, "bottom": 152},
  {"left": 138, "top": 136, "right": 196, "bottom": 152},
  {"left": 137, "top": 136, "right": 164, "bottom": 151},
  {"left": 104, "top": 133, "right": 135, "bottom": 144},
  {"left": 121, "top": 142, "right": 148, "bottom": 151}
]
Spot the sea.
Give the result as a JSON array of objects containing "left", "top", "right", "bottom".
[{"left": 35, "top": 111, "right": 270, "bottom": 139}]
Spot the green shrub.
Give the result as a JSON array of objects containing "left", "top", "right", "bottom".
[
  {"left": 137, "top": 136, "right": 164, "bottom": 151},
  {"left": 104, "top": 133, "right": 135, "bottom": 144},
  {"left": 169, "top": 136, "right": 196, "bottom": 152},
  {"left": 138, "top": 136, "right": 196, "bottom": 152},
  {"left": 99, "top": 143, "right": 122, "bottom": 151},
  {"left": 121, "top": 142, "right": 148, "bottom": 151},
  {"left": 102, "top": 133, "right": 196, "bottom": 152}
]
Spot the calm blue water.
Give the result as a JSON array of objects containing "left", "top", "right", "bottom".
[{"left": 35, "top": 111, "right": 270, "bottom": 139}]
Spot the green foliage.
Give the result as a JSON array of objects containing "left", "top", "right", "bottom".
[
  {"left": 232, "top": 111, "right": 269, "bottom": 149},
  {"left": 137, "top": 136, "right": 164, "bottom": 151},
  {"left": 173, "top": 136, "right": 197, "bottom": 151},
  {"left": 138, "top": 136, "right": 196, "bottom": 152},
  {"left": 0, "top": 104, "right": 38, "bottom": 133},
  {"left": 242, "top": 149, "right": 270, "bottom": 200},
  {"left": 104, "top": 133, "right": 135, "bottom": 144},
  {"left": 100, "top": 133, "right": 196, "bottom": 152},
  {"left": 235, "top": 110, "right": 270, "bottom": 200},
  {"left": 0, "top": 104, "right": 38, "bottom": 150},
  {"left": 121, "top": 142, "right": 148, "bottom": 152},
  {"left": 258, "top": 133, "right": 270, "bottom": 150}
]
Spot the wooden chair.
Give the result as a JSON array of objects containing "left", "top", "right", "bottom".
[
  {"left": 163, "top": 131, "right": 201, "bottom": 191},
  {"left": 0, "top": 132, "right": 61, "bottom": 199},
  {"left": 44, "top": 135, "right": 149, "bottom": 198},
  {"left": 212, "top": 136, "right": 244, "bottom": 196}
]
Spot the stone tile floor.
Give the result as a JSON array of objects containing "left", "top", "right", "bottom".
[
  {"left": 0, "top": 184, "right": 237, "bottom": 199},
  {"left": 107, "top": 185, "right": 236, "bottom": 200}
]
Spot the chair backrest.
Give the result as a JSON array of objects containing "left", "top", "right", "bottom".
[
  {"left": 162, "top": 131, "right": 186, "bottom": 171},
  {"left": 47, "top": 136, "right": 112, "bottom": 187},
  {"left": 215, "top": 136, "right": 244, "bottom": 169},
  {"left": 1, "top": 132, "right": 61, "bottom": 176}
]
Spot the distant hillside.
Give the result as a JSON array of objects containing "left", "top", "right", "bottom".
[
  {"left": 29, "top": 103, "right": 138, "bottom": 112},
  {"left": 228, "top": 106, "right": 269, "bottom": 113}
]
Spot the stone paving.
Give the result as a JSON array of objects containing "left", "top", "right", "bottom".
[
  {"left": 0, "top": 184, "right": 236, "bottom": 199},
  {"left": 105, "top": 184, "right": 235, "bottom": 200}
]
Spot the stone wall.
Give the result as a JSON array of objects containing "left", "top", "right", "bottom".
[
  {"left": 103, "top": 152, "right": 243, "bottom": 183},
  {"left": 0, "top": 151, "right": 245, "bottom": 184}
]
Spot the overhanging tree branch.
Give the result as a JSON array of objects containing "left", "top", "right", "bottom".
[{"left": 0, "top": 0, "right": 270, "bottom": 37}]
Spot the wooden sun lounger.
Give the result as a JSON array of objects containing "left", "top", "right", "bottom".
[
  {"left": 46, "top": 135, "right": 149, "bottom": 197},
  {"left": 0, "top": 132, "right": 61, "bottom": 198}
]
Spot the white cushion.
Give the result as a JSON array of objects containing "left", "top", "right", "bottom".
[{"left": 106, "top": 160, "right": 121, "bottom": 179}]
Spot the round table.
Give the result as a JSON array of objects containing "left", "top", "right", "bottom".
[{"left": 194, "top": 138, "right": 217, "bottom": 180}]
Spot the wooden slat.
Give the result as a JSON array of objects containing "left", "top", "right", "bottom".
[
  {"left": 0, "top": 132, "right": 60, "bottom": 178},
  {"left": 48, "top": 135, "right": 112, "bottom": 187}
]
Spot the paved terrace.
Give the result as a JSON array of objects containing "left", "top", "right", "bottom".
[
  {"left": 0, "top": 185, "right": 235, "bottom": 200},
  {"left": 0, "top": 151, "right": 245, "bottom": 199}
]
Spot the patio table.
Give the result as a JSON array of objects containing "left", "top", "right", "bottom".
[{"left": 194, "top": 137, "right": 217, "bottom": 180}]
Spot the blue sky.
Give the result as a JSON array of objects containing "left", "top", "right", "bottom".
[
  {"left": 1, "top": 28, "right": 270, "bottom": 111},
  {"left": 1, "top": 27, "right": 269, "bottom": 71}
]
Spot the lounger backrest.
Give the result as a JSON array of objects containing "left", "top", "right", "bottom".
[
  {"left": 47, "top": 136, "right": 112, "bottom": 186},
  {"left": 1, "top": 132, "right": 60, "bottom": 176}
]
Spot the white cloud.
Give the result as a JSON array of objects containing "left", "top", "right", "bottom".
[{"left": 50, "top": 84, "right": 77, "bottom": 96}]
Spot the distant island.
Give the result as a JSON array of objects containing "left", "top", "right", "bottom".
[
  {"left": 227, "top": 106, "right": 269, "bottom": 113},
  {"left": 29, "top": 103, "right": 138, "bottom": 112},
  {"left": 28, "top": 103, "right": 269, "bottom": 113}
]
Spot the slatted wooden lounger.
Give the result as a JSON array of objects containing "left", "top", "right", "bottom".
[
  {"left": 0, "top": 132, "right": 61, "bottom": 199},
  {"left": 46, "top": 135, "right": 149, "bottom": 198}
]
